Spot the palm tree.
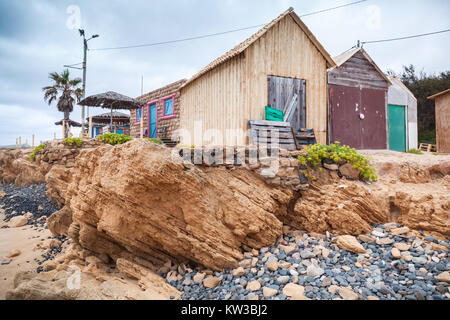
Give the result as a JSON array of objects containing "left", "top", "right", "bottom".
[{"left": 43, "top": 69, "right": 83, "bottom": 138}]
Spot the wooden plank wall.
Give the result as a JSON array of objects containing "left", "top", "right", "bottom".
[
  {"left": 435, "top": 93, "right": 450, "bottom": 153},
  {"left": 328, "top": 51, "right": 389, "bottom": 90},
  {"left": 180, "top": 14, "right": 328, "bottom": 145}
]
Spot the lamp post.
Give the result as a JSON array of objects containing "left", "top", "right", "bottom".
[{"left": 78, "top": 29, "right": 99, "bottom": 135}]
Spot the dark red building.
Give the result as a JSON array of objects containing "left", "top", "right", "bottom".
[{"left": 327, "top": 48, "right": 391, "bottom": 150}]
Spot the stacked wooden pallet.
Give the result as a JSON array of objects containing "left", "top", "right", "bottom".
[
  {"left": 419, "top": 143, "right": 437, "bottom": 153},
  {"left": 248, "top": 120, "right": 299, "bottom": 151},
  {"left": 161, "top": 138, "right": 178, "bottom": 148}
]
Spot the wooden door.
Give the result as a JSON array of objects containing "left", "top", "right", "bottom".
[
  {"left": 388, "top": 105, "right": 406, "bottom": 152},
  {"left": 148, "top": 103, "right": 157, "bottom": 138},
  {"left": 268, "top": 76, "right": 306, "bottom": 132}
]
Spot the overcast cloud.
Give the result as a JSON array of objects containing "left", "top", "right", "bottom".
[{"left": 0, "top": 0, "right": 449, "bottom": 146}]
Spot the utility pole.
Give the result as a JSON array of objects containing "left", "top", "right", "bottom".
[{"left": 65, "top": 30, "right": 99, "bottom": 136}]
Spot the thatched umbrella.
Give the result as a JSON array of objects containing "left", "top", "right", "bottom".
[
  {"left": 55, "top": 119, "right": 82, "bottom": 127},
  {"left": 86, "top": 111, "right": 130, "bottom": 124},
  {"left": 78, "top": 91, "right": 144, "bottom": 132}
]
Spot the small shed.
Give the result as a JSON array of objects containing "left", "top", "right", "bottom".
[
  {"left": 327, "top": 47, "right": 391, "bottom": 150},
  {"left": 87, "top": 111, "right": 131, "bottom": 137},
  {"left": 428, "top": 89, "right": 450, "bottom": 153},
  {"left": 387, "top": 75, "right": 418, "bottom": 151},
  {"left": 132, "top": 8, "right": 335, "bottom": 146}
]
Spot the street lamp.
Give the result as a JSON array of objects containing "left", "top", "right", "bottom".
[{"left": 78, "top": 29, "right": 100, "bottom": 135}]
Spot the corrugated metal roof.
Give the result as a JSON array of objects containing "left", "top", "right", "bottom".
[{"left": 181, "top": 8, "right": 335, "bottom": 89}]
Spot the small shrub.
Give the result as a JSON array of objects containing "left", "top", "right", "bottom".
[
  {"left": 407, "top": 149, "right": 423, "bottom": 155},
  {"left": 298, "top": 142, "right": 378, "bottom": 182},
  {"left": 96, "top": 133, "right": 132, "bottom": 146},
  {"left": 146, "top": 138, "right": 162, "bottom": 144},
  {"left": 29, "top": 143, "right": 45, "bottom": 162},
  {"left": 64, "top": 137, "right": 83, "bottom": 147}
]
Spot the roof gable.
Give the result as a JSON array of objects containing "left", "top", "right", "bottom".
[
  {"left": 388, "top": 75, "right": 417, "bottom": 101},
  {"left": 329, "top": 47, "right": 392, "bottom": 85},
  {"left": 181, "top": 8, "right": 335, "bottom": 88}
]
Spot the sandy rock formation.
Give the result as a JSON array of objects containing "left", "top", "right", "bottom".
[
  {"left": 284, "top": 183, "right": 389, "bottom": 235},
  {"left": 0, "top": 149, "right": 45, "bottom": 186},
  {"left": 47, "top": 140, "right": 291, "bottom": 271}
]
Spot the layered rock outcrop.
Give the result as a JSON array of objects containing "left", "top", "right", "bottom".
[
  {"left": 0, "top": 140, "right": 101, "bottom": 187},
  {"left": 0, "top": 149, "right": 45, "bottom": 186},
  {"left": 44, "top": 141, "right": 449, "bottom": 273},
  {"left": 48, "top": 140, "right": 292, "bottom": 270}
]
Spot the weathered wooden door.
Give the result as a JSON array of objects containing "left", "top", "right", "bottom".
[
  {"left": 268, "top": 76, "right": 306, "bottom": 132},
  {"left": 388, "top": 105, "right": 406, "bottom": 152}
]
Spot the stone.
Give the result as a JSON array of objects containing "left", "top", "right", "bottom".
[
  {"left": 321, "top": 277, "right": 332, "bottom": 287},
  {"left": 306, "top": 265, "right": 324, "bottom": 278},
  {"left": 342, "top": 266, "right": 351, "bottom": 272},
  {"left": 367, "top": 296, "right": 380, "bottom": 300},
  {"left": 7, "top": 249, "right": 21, "bottom": 258},
  {"left": 435, "top": 272, "right": 450, "bottom": 284},
  {"left": 358, "top": 235, "right": 375, "bottom": 243},
  {"left": 412, "top": 257, "right": 427, "bottom": 265},
  {"left": 339, "top": 163, "right": 360, "bottom": 180},
  {"left": 239, "top": 259, "right": 252, "bottom": 268},
  {"left": 376, "top": 238, "right": 394, "bottom": 246},
  {"left": 266, "top": 260, "right": 279, "bottom": 272},
  {"left": 193, "top": 273, "right": 205, "bottom": 284},
  {"left": 281, "top": 245, "right": 296, "bottom": 254},
  {"left": 300, "top": 250, "right": 315, "bottom": 259},
  {"left": 328, "top": 285, "right": 339, "bottom": 295},
  {"left": 282, "top": 283, "right": 305, "bottom": 298},
  {"left": 203, "top": 276, "right": 222, "bottom": 289},
  {"left": 1, "top": 258, "right": 12, "bottom": 265},
  {"left": 47, "top": 207, "right": 72, "bottom": 237},
  {"left": 323, "top": 163, "right": 339, "bottom": 171},
  {"left": 277, "top": 276, "right": 290, "bottom": 285},
  {"left": 321, "top": 248, "right": 331, "bottom": 258},
  {"left": 262, "top": 287, "right": 278, "bottom": 298},
  {"left": 231, "top": 267, "right": 245, "bottom": 277},
  {"left": 9, "top": 215, "right": 28, "bottom": 228},
  {"left": 394, "top": 243, "right": 411, "bottom": 251},
  {"left": 338, "top": 287, "right": 359, "bottom": 300},
  {"left": 390, "top": 227, "right": 409, "bottom": 236},
  {"left": 336, "top": 235, "right": 366, "bottom": 254},
  {"left": 246, "top": 280, "right": 261, "bottom": 292},
  {"left": 391, "top": 248, "right": 401, "bottom": 259}
]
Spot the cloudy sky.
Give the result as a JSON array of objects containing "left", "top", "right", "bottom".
[{"left": 0, "top": 0, "right": 449, "bottom": 146}]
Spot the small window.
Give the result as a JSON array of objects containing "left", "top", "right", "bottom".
[
  {"left": 164, "top": 98, "right": 173, "bottom": 116},
  {"left": 161, "top": 94, "right": 176, "bottom": 119},
  {"left": 136, "top": 107, "right": 143, "bottom": 123}
]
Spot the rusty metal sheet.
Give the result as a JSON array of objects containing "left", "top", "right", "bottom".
[{"left": 329, "top": 84, "right": 387, "bottom": 149}]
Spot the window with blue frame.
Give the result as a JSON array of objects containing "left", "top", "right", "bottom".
[
  {"left": 136, "top": 107, "right": 143, "bottom": 123},
  {"left": 163, "top": 97, "right": 174, "bottom": 117}
]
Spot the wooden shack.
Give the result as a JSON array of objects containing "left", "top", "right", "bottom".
[
  {"left": 387, "top": 75, "right": 418, "bottom": 151},
  {"left": 428, "top": 89, "right": 450, "bottom": 153},
  {"left": 133, "top": 8, "right": 334, "bottom": 147},
  {"left": 179, "top": 8, "right": 334, "bottom": 146},
  {"left": 327, "top": 47, "right": 391, "bottom": 150}
]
